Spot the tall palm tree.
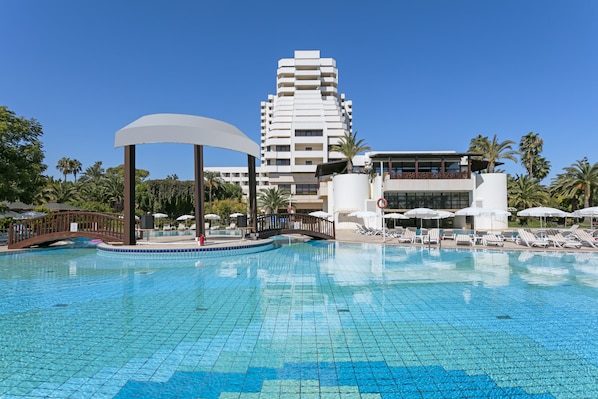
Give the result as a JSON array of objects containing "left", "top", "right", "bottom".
[
  {"left": 204, "top": 171, "right": 222, "bottom": 209},
  {"left": 331, "top": 131, "right": 371, "bottom": 173},
  {"left": 56, "top": 157, "right": 72, "bottom": 181},
  {"left": 519, "top": 132, "right": 550, "bottom": 179},
  {"left": 508, "top": 174, "right": 548, "bottom": 210},
  {"left": 530, "top": 156, "right": 551, "bottom": 181},
  {"left": 80, "top": 161, "right": 105, "bottom": 183},
  {"left": 69, "top": 159, "right": 82, "bottom": 182},
  {"left": 257, "top": 187, "right": 290, "bottom": 213},
  {"left": 468, "top": 134, "right": 518, "bottom": 173},
  {"left": 550, "top": 158, "right": 598, "bottom": 209}
]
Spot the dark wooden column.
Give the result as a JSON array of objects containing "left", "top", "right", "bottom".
[
  {"left": 124, "top": 145, "right": 136, "bottom": 245},
  {"left": 248, "top": 155, "right": 257, "bottom": 235},
  {"left": 194, "top": 145, "right": 205, "bottom": 238}
]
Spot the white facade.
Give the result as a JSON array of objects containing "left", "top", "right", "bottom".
[
  {"left": 259, "top": 50, "right": 353, "bottom": 211},
  {"left": 204, "top": 167, "right": 269, "bottom": 198},
  {"left": 204, "top": 51, "right": 508, "bottom": 225}
]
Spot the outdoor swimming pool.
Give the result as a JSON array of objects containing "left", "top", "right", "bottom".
[{"left": 1, "top": 241, "right": 597, "bottom": 398}]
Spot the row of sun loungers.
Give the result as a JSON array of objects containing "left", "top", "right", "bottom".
[
  {"left": 517, "top": 228, "right": 595, "bottom": 249},
  {"left": 355, "top": 224, "right": 598, "bottom": 249}
]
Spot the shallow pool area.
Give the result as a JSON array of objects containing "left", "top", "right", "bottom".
[{"left": 1, "top": 242, "right": 597, "bottom": 398}]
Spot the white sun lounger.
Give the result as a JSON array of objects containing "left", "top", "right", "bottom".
[
  {"left": 517, "top": 229, "right": 549, "bottom": 248},
  {"left": 574, "top": 230, "right": 597, "bottom": 248},
  {"left": 483, "top": 234, "right": 504, "bottom": 246},
  {"left": 456, "top": 234, "right": 473, "bottom": 246},
  {"left": 547, "top": 232, "right": 582, "bottom": 249}
]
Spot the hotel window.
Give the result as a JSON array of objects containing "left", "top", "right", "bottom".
[
  {"left": 295, "top": 129, "right": 323, "bottom": 137},
  {"left": 296, "top": 184, "right": 318, "bottom": 195},
  {"left": 276, "top": 159, "right": 290, "bottom": 166},
  {"left": 275, "top": 145, "right": 290, "bottom": 151},
  {"left": 305, "top": 160, "right": 312, "bottom": 165}
]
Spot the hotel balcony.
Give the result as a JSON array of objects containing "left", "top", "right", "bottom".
[{"left": 384, "top": 173, "right": 473, "bottom": 192}]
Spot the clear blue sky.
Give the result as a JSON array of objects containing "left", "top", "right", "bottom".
[{"left": 2, "top": 0, "right": 597, "bottom": 182}]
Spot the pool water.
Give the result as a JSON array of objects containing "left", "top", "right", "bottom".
[{"left": 1, "top": 242, "right": 597, "bottom": 398}]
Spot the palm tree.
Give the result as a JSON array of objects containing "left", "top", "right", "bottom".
[
  {"left": 257, "top": 187, "right": 290, "bottom": 213},
  {"left": 80, "top": 161, "right": 105, "bottom": 183},
  {"left": 331, "top": 131, "right": 371, "bottom": 173},
  {"left": 508, "top": 174, "right": 548, "bottom": 210},
  {"left": 56, "top": 157, "right": 71, "bottom": 181},
  {"left": 69, "top": 159, "right": 82, "bottom": 182},
  {"left": 550, "top": 158, "right": 598, "bottom": 209},
  {"left": 44, "top": 181, "right": 81, "bottom": 203},
  {"left": 519, "top": 132, "right": 550, "bottom": 179},
  {"left": 530, "top": 156, "right": 551, "bottom": 181},
  {"left": 468, "top": 134, "right": 518, "bottom": 173},
  {"left": 204, "top": 171, "right": 222, "bottom": 209},
  {"left": 101, "top": 173, "right": 125, "bottom": 212}
]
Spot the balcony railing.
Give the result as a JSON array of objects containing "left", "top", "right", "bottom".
[{"left": 389, "top": 171, "right": 470, "bottom": 180}]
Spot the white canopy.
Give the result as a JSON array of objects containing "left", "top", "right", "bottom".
[{"left": 114, "top": 113, "right": 260, "bottom": 158}]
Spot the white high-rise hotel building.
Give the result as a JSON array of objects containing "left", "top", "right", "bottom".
[
  {"left": 209, "top": 50, "right": 508, "bottom": 230},
  {"left": 208, "top": 50, "right": 353, "bottom": 212}
]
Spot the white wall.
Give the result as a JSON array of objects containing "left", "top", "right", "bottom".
[
  {"left": 332, "top": 174, "right": 370, "bottom": 229},
  {"left": 473, "top": 173, "right": 509, "bottom": 230}
]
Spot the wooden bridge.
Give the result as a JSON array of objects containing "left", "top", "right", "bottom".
[
  {"left": 7, "top": 211, "right": 126, "bottom": 249},
  {"left": 256, "top": 213, "right": 335, "bottom": 240},
  {"left": 7, "top": 212, "right": 335, "bottom": 249}
]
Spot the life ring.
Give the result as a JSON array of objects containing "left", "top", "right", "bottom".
[{"left": 376, "top": 198, "right": 388, "bottom": 209}]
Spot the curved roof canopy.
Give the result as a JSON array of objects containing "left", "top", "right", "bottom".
[{"left": 114, "top": 113, "right": 260, "bottom": 158}]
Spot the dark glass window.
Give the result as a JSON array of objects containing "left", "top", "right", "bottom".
[
  {"left": 296, "top": 184, "right": 318, "bottom": 195},
  {"left": 295, "top": 130, "right": 323, "bottom": 137}
]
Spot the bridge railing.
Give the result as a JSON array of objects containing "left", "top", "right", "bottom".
[
  {"left": 8, "top": 211, "right": 126, "bottom": 249},
  {"left": 256, "top": 213, "right": 335, "bottom": 239}
]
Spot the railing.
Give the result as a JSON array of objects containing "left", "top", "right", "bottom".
[
  {"left": 256, "top": 213, "right": 335, "bottom": 240},
  {"left": 390, "top": 171, "right": 470, "bottom": 179},
  {"left": 8, "top": 211, "right": 126, "bottom": 249}
]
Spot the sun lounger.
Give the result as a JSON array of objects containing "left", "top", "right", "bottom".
[
  {"left": 397, "top": 229, "right": 416, "bottom": 243},
  {"left": 456, "top": 234, "right": 473, "bottom": 246},
  {"left": 547, "top": 232, "right": 581, "bottom": 249},
  {"left": 573, "top": 230, "right": 597, "bottom": 248},
  {"left": 441, "top": 229, "right": 455, "bottom": 240},
  {"left": 517, "top": 229, "right": 549, "bottom": 248},
  {"left": 483, "top": 234, "right": 504, "bottom": 246},
  {"left": 502, "top": 230, "right": 517, "bottom": 242},
  {"left": 423, "top": 229, "right": 440, "bottom": 244}
]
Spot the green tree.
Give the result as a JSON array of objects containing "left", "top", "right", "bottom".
[
  {"left": 217, "top": 182, "right": 243, "bottom": 201},
  {"left": 550, "top": 157, "right": 598, "bottom": 209},
  {"left": 43, "top": 180, "right": 81, "bottom": 203},
  {"left": 204, "top": 171, "right": 222, "bottom": 209},
  {"left": 80, "top": 161, "right": 105, "bottom": 183},
  {"left": 331, "top": 131, "right": 371, "bottom": 173},
  {"left": 69, "top": 159, "right": 83, "bottom": 182},
  {"left": 508, "top": 174, "right": 548, "bottom": 210},
  {"left": 519, "top": 132, "right": 550, "bottom": 180},
  {"left": 56, "top": 157, "right": 72, "bottom": 181},
  {"left": 101, "top": 173, "right": 125, "bottom": 212},
  {"left": 257, "top": 187, "right": 290, "bottom": 213},
  {"left": 0, "top": 106, "right": 47, "bottom": 203},
  {"left": 468, "top": 134, "right": 518, "bottom": 173}
]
